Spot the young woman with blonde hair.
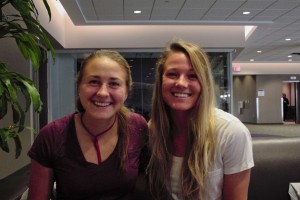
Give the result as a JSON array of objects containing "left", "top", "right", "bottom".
[{"left": 147, "top": 40, "right": 254, "bottom": 200}]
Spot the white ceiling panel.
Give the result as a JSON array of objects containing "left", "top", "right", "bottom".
[
  {"left": 153, "top": 0, "right": 185, "bottom": 9},
  {"left": 183, "top": 0, "right": 216, "bottom": 9},
  {"left": 268, "top": 1, "right": 300, "bottom": 10},
  {"left": 176, "top": 9, "right": 207, "bottom": 20},
  {"left": 76, "top": 0, "right": 97, "bottom": 21},
  {"left": 211, "top": 1, "right": 244, "bottom": 9},
  {"left": 124, "top": 0, "right": 154, "bottom": 8}
]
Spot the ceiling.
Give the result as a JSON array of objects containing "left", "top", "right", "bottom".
[{"left": 59, "top": 0, "right": 300, "bottom": 63}]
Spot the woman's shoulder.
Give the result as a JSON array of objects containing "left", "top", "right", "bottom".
[
  {"left": 216, "top": 109, "right": 251, "bottom": 142},
  {"left": 214, "top": 108, "right": 250, "bottom": 139},
  {"left": 129, "top": 112, "right": 148, "bottom": 127},
  {"left": 39, "top": 113, "right": 75, "bottom": 137},
  {"left": 215, "top": 108, "right": 241, "bottom": 123},
  {"left": 128, "top": 112, "right": 148, "bottom": 137}
]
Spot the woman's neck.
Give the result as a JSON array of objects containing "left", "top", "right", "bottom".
[
  {"left": 170, "top": 111, "right": 189, "bottom": 157},
  {"left": 171, "top": 110, "right": 189, "bottom": 132},
  {"left": 80, "top": 113, "right": 117, "bottom": 137}
]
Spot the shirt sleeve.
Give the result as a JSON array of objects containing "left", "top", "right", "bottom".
[
  {"left": 221, "top": 119, "right": 254, "bottom": 175},
  {"left": 28, "top": 123, "right": 57, "bottom": 168},
  {"left": 28, "top": 114, "right": 72, "bottom": 168}
]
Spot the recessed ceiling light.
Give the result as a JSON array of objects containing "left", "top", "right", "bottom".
[
  {"left": 288, "top": 55, "right": 292, "bottom": 58},
  {"left": 243, "top": 11, "right": 251, "bottom": 15},
  {"left": 257, "top": 50, "right": 262, "bottom": 53},
  {"left": 134, "top": 10, "right": 141, "bottom": 14},
  {"left": 250, "top": 59, "right": 254, "bottom": 61},
  {"left": 285, "top": 38, "right": 291, "bottom": 41}
]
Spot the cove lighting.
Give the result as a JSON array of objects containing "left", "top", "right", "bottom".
[{"left": 245, "top": 26, "right": 256, "bottom": 40}]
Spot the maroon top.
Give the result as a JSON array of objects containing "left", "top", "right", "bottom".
[{"left": 28, "top": 112, "right": 148, "bottom": 200}]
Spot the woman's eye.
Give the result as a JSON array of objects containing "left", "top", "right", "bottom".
[
  {"left": 188, "top": 74, "right": 198, "bottom": 80},
  {"left": 166, "top": 72, "right": 177, "bottom": 78},
  {"left": 88, "top": 80, "right": 100, "bottom": 86},
  {"left": 109, "top": 82, "right": 120, "bottom": 88}
]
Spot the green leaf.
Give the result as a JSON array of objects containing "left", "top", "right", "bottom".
[
  {"left": 0, "top": 62, "right": 9, "bottom": 72},
  {"left": 11, "top": 103, "right": 21, "bottom": 124},
  {"left": 0, "top": 128, "right": 10, "bottom": 153},
  {"left": 2, "top": 77, "right": 18, "bottom": 103},
  {"left": 0, "top": 95, "right": 8, "bottom": 119},
  {"left": 0, "top": 77, "right": 5, "bottom": 96},
  {"left": 15, "top": 34, "right": 41, "bottom": 69},
  {"left": 10, "top": 0, "right": 31, "bottom": 16},
  {"left": 19, "top": 82, "right": 32, "bottom": 112},
  {"left": 42, "top": 0, "right": 52, "bottom": 20},
  {"left": 25, "top": 126, "right": 37, "bottom": 136},
  {"left": 13, "top": 134, "right": 22, "bottom": 158},
  {"left": 16, "top": 103, "right": 25, "bottom": 133},
  {"left": 21, "top": 79, "right": 42, "bottom": 112}
]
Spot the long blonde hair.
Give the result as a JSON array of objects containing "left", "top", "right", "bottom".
[
  {"left": 147, "top": 40, "right": 217, "bottom": 199},
  {"left": 76, "top": 50, "right": 132, "bottom": 170}
]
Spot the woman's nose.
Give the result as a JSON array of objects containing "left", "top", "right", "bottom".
[
  {"left": 175, "top": 76, "right": 188, "bottom": 87},
  {"left": 97, "top": 84, "right": 109, "bottom": 96}
]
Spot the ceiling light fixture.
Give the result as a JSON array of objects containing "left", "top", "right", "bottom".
[
  {"left": 257, "top": 50, "right": 262, "bottom": 53},
  {"left": 250, "top": 59, "right": 254, "bottom": 61},
  {"left": 285, "top": 38, "right": 291, "bottom": 41},
  {"left": 243, "top": 11, "right": 250, "bottom": 15},
  {"left": 288, "top": 59, "right": 292, "bottom": 62},
  {"left": 134, "top": 10, "right": 141, "bottom": 14},
  {"left": 288, "top": 55, "right": 292, "bottom": 58}
]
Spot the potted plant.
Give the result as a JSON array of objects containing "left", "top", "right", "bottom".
[{"left": 0, "top": 0, "right": 55, "bottom": 158}]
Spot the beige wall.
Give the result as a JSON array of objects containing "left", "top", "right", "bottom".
[
  {"left": 233, "top": 74, "right": 300, "bottom": 124},
  {"left": 0, "top": 39, "right": 32, "bottom": 179},
  {"left": 233, "top": 75, "right": 257, "bottom": 123}
]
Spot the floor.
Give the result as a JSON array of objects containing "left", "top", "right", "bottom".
[
  {"left": 0, "top": 122, "right": 299, "bottom": 200},
  {"left": 245, "top": 122, "right": 300, "bottom": 137}
]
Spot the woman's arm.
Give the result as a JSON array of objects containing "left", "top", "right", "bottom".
[
  {"left": 222, "top": 169, "right": 251, "bottom": 200},
  {"left": 27, "top": 159, "right": 54, "bottom": 200}
]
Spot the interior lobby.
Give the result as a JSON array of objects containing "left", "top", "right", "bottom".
[{"left": 1, "top": 0, "right": 300, "bottom": 199}]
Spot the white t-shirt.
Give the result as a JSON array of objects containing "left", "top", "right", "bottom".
[{"left": 170, "top": 108, "right": 254, "bottom": 200}]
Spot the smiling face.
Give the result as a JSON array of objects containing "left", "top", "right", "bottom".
[
  {"left": 78, "top": 56, "right": 128, "bottom": 121},
  {"left": 162, "top": 51, "right": 201, "bottom": 113}
]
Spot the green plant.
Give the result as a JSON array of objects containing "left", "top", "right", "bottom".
[{"left": 0, "top": 0, "right": 55, "bottom": 158}]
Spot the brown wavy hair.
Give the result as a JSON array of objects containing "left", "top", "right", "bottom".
[{"left": 147, "top": 40, "right": 217, "bottom": 199}]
